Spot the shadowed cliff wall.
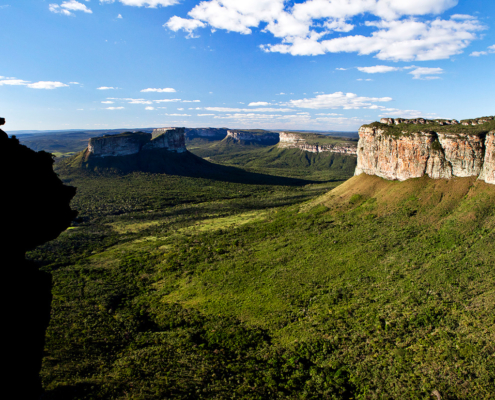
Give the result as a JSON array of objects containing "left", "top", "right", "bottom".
[{"left": 1, "top": 119, "right": 77, "bottom": 399}]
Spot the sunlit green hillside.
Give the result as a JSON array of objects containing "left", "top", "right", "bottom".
[{"left": 31, "top": 154, "right": 495, "bottom": 398}]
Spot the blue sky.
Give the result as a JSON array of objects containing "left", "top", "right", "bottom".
[{"left": 1, "top": 0, "right": 494, "bottom": 131}]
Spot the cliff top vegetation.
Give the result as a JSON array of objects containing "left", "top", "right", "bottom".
[
  {"left": 96, "top": 131, "right": 151, "bottom": 140},
  {"left": 364, "top": 116, "right": 495, "bottom": 137},
  {"left": 283, "top": 131, "right": 358, "bottom": 146}
]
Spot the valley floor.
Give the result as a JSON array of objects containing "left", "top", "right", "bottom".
[{"left": 29, "top": 147, "right": 495, "bottom": 399}]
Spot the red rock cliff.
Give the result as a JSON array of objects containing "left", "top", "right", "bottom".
[{"left": 355, "top": 117, "right": 495, "bottom": 184}]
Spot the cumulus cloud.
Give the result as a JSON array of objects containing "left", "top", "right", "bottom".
[
  {"left": 357, "top": 65, "right": 400, "bottom": 73},
  {"left": 248, "top": 101, "right": 271, "bottom": 106},
  {"left": 49, "top": 0, "right": 92, "bottom": 16},
  {"left": 0, "top": 78, "right": 69, "bottom": 89},
  {"left": 141, "top": 87, "right": 176, "bottom": 92},
  {"left": 153, "top": 99, "right": 182, "bottom": 103},
  {"left": 145, "top": 106, "right": 155, "bottom": 110},
  {"left": 101, "top": 101, "right": 114, "bottom": 104},
  {"left": 408, "top": 67, "right": 443, "bottom": 79},
  {"left": 166, "top": 0, "right": 482, "bottom": 61},
  {"left": 285, "top": 92, "right": 392, "bottom": 110},
  {"left": 0, "top": 79, "right": 29, "bottom": 86},
  {"left": 97, "top": 86, "right": 116, "bottom": 90},
  {"left": 470, "top": 44, "right": 495, "bottom": 56},
  {"left": 101, "top": 0, "right": 178, "bottom": 7},
  {"left": 27, "top": 81, "right": 69, "bottom": 89},
  {"left": 204, "top": 107, "right": 294, "bottom": 112}
]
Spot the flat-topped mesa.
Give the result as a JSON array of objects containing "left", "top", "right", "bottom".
[
  {"left": 355, "top": 116, "right": 495, "bottom": 184},
  {"left": 185, "top": 128, "right": 228, "bottom": 140},
  {"left": 144, "top": 127, "right": 186, "bottom": 152},
  {"left": 87, "top": 128, "right": 186, "bottom": 157},
  {"left": 88, "top": 132, "right": 151, "bottom": 157},
  {"left": 278, "top": 132, "right": 357, "bottom": 155},
  {"left": 226, "top": 130, "right": 279, "bottom": 143}
]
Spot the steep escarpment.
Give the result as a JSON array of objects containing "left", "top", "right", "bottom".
[
  {"left": 226, "top": 130, "right": 279, "bottom": 145},
  {"left": 186, "top": 128, "right": 228, "bottom": 141},
  {"left": 87, "top": 128, "right": 186, "bottom": 158},
  {"left": 355, "top": 117, "right": 495, "bottom": 184},
  {"left": 278, "top": 132, "right": 357, "bottom": 155}
]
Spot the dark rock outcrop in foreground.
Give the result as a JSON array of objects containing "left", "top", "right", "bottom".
[{"left": 0, "top": 118, "right": 77, "bottom": 399}]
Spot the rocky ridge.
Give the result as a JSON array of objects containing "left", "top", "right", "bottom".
[
  {"left": 87, "top": 128, "right": 186, "bottom": 158},
  {"left": 278, "top": 132, "right": 357, "bottom": 155},
  {"left": 355, "top": 117, "right": 495, "bottom": 184},
  {"left": 226, "top": 130, "right": 279, "bottom": 143}
]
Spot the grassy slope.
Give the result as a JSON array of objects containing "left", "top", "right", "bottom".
[
  {"left": 32, "top": 164, "right": 495, "bottom": 399},
  {"left": 189, "top": 140, "right": 357, "bottom": 181}
]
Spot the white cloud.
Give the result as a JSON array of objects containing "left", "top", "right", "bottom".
[
  {"left": 167, "top": 1, "right": 481, "bottom": 61},
  {"left": 0, "top": 79, "right": 29, "bottom": 86},
  {"left": 198, "top": 114, "right": 215, "bottom": 116},
  {"left": 97, "top": 86, "right": 116, "bottom": 90},
  {"left": 117, "top": 14, "right": 123, "bottom": 19},
  {"left": 285, "top": 92, "right": 392, "bottom": 110},
  {"left": 335, "top": 68, "right": 347, "bottom": 71},
  {"left": 470, "top": 44, "right": 495, "bottom": 56},
  {"left": 69, "top": 81, "right": 80, "bottom": 84},
  {"left": 105, "top": 107, "right": 125, "bottom": 110},
  {"left": 357, "top": 65, "right": 400, "bottom": 73},
  {"left": 204, "top": 107, "right": 294, "bottom": 112},
  {"left": 141, "top": 87, "right": 176, "bottom": 93},
  {"left": 408, "top": 67, "right": 443, "bottom": 80},
  {"left": 182, "top": 100, "right": 201, "bottom": 103},
  {"left": 248, "top": 101, "right": 271, "bottom": 106},
  {"left": 165, "top": 16, "right": 206, "bottom": 35},
  {"left": 27, "top": 81, "right": 69, "bottom": 89},
  {"left": 145, "top": 106, "right": 155, "bottom": 110},
  {"left": 153, "top": 99, "right": 181, "bottom": 103},
  {"left": 49, "top": 1, "right": 92, "bottom": 16},
  {"left": 101, "top": 0, "right": 178, "bottom": 6},
  {"left": 0, "top": 78, "right": 69, "bottom": 89},
  {"left": 165, "top": 113, "right": 191, "bottom": 116},
  {"left": 101, "top": 101, "right": 114, "bottom": 104}
]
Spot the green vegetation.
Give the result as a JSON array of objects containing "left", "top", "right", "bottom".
[
  {"left": 189, "top": 140, "right": 356, "bottom": 181},
  {"left": 25, "top": 138, "right": 495, "bottom": 399},
  {"left": 282, "top": 131, "right": 358, "bottom": 146},
  {"left": 365, "top": 117, "right": 495, "bottom": 137}
]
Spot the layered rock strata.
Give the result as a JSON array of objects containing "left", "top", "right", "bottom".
[
  {"left": 355, "top": 125, "right": 495, "bottom": 184},
  {"left": 144, "top": 127, "right": 186, "bottom": 152},
  {"left": 185, "top": 128, "right": 228, "bottom": 140},
  {"left": 278, "top": 132, "right": 357, "bottom": 155},
  {"left": 87, "top": 128, "right": 186, "bottom": 157},
  {"left": 226, "top": 130, "right": 279, "bottom": 143}
]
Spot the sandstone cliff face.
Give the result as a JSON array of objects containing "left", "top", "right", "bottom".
[
  {"left": 87, "top": 128, "right": 186, "bottom": 157},
  {"left": 278, "top": 132, "right": 357, "bottom": 155},
  {"left": 185, "top": 128, "right": 227, "bottom": 140},
  {"left": 88, "top": 132, "right": 151, "bottom": 157},
  {"left": 226, "top": 130, "right": 279, "bottom": 143},
  {"left": 355, "top": 125, "right": 495, "bottom": 184},
  {"left": 144, "top": 128, "right": 186, "bottom": 153}
]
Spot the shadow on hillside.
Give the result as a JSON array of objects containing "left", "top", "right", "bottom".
[{"left": 61, "top": 149, "right": 333, "bottom": 186}]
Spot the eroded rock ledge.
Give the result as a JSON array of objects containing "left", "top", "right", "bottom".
[
  {"left": 278, "top": 132, "right": 357, "bottom": 155},
  {"left": 87, "top": 127, "right": 186, "bottom": 158},
  {"left": 355, "top": 117, "right": 495, "bottom": 184}
]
